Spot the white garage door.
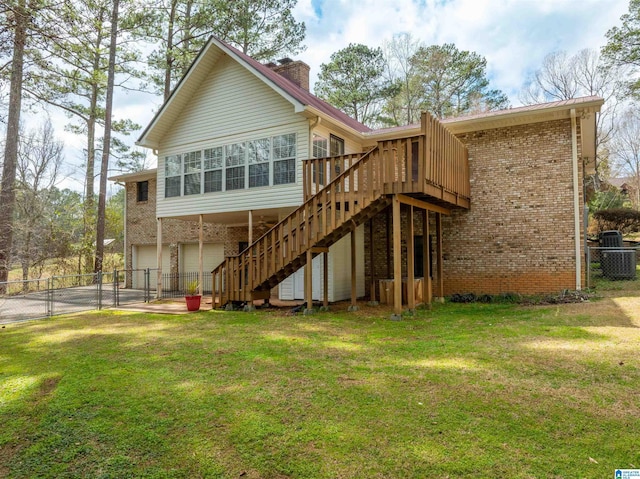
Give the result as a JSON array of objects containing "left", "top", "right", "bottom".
[
  {"left": 180, "top": 243, "right": 225, "bottom": 292},
  {"left": 133, "top": 245, "right": 170, "bottom": 289}
]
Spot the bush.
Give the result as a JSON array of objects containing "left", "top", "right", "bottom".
[{"left": 592, "top": 208, "right": 640, "bottom": 234}]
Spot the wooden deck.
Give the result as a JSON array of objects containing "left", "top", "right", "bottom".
[{"left": 212, "top": 112, "right": 470, "bottom": 310}]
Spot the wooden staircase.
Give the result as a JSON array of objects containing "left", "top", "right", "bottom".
[{"left": 212, "top": 112, "right": 470, "bottom": 307}]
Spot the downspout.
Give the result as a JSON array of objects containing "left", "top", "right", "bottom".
[{"left": 570, "top": 109, "right": 581, "bottom": 290}]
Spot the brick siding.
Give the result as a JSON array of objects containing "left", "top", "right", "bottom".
[{"left": 364, "top": 118, "right": 585, "bottom": 296}]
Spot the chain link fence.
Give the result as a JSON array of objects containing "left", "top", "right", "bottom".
[
  {"left": 0, "top": 269, "right": 214, "bottom": 323},
  {"left": 0, "top": 269, "right": 156, "bottom": 324}
]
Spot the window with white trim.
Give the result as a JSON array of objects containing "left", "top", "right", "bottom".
[
  {"left": 204, "top": 147, "right": 223, "bottom": 193},
  {"left": 248, "top": 138, "right": 270, "bottom": 187},
  {"left": 165, "top": 154, "right": 182, "bottom": 197},
  {"left": 312, "top": 134, "right": 328, "bottom": 158},
  {"left": 273, "top": 133, "right": 296, "bottom": 185},
  {"left": 183, "top": 151, "right": 202, "bottom": 195},
  {"left": 225, "top": 142, "right": 245, "bottom": 190},
  {"left": 163, "top": 133, "right": 296, "bottom": 198}
]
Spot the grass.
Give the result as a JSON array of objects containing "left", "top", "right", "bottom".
[{"left": 1, "top": 286, "right": 639, "bottom": 478}]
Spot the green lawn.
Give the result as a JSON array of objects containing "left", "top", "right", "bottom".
[{"left": 1, "top": 289, "right": 639, "bottom": 478}]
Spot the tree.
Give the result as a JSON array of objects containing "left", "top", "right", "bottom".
[
  {"left": 603, "top": 0, "right": 640, "bottom": 97},
  {"left": 105, "top": 188, "right": 124, "bottom": 254},
  {"left": 141, "top": 0, "right": 306, "bottom": 100},
  {"left": 315, "top": 44, "right": 395, "bottom": 126},
  {"left": 0, "top": 0, "right": 30, "bottom": 288},
  {"left": 13, "top": 120, "right": 63, "bottom": 281},
  {"left": 27, "top": 0, "right": 141, "bottom": 273},
  {"left": 609, "top": 108, "right": 640, "bottom": 209},
  {"left": 95, "top": 0, "right": 119, "bottom": 273},
  {"left": 409, "top": 43, "right": 509, "bottom": 119},
  {"left": 520, "top": 49, "right": 625, "bottom": 194},
  {"left": 381, "top": 33, "right": 422, "bottom": 126}
]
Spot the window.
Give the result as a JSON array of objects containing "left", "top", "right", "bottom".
[
  {"left": 204, "top": 147, "right": 223, "bottom": 193},
  {"left": 137, "top": 180, "right": 148, "bottom": 202},
  {"left": 330, "top": 134, "right": 344, "bottom": 156},
  {"left": 225, "top": 143, "right": 245, "bottom": 190},
  {"left": 313, "top": 134, "right": 328, "bottom": 158},
  {"left": 312, "top": 135, "right": 328, "bottom": 185},
  {"left": 164, "top": 132, "right": 296, "bottom": 196},
  {"left": 165, "top": 155, "right": 181, "bottom": 197},
  {"left": 273, "top": 133, "right": 296, "bottom": 185},
  {"left": 248, "top": 138, "right": 270, "bottom": 187},
  {"left": 183, "top": 151, "right": 202, "bottom": 195}
]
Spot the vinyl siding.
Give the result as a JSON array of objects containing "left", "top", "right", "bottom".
[
  {"left": 156, "top": 55, "right": 310, "bottom": 218},
  {"left": 279, "top": 226, "right": 365, "bottom": 303},
  {"left": 329, "top": 225, "right": 365, "bottom": 301}
]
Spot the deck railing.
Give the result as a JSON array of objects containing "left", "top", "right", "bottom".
[{"left": 303, "top": 113, "right": 469, "bottom": 207}]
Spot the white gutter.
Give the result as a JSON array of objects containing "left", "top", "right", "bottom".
[{"left": 570, "top": 109, "right": 582, "bottom": 290}]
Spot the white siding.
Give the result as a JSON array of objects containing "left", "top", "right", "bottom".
[
  {"left": 278, "top": 226, "right": 364, "bottom": 303},
  {"left": 329, "top": 224, "right": 365, "bottom": 301},
  {"left": 156, "top": 56, "right": 310, "bottom": 218}
]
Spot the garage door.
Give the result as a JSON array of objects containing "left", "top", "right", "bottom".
[
  {"left": 180, "top": 243, "right": 225, "bottom": 292},
  {"left": 132, "top": 245, "right": 170, "bottom": 289}
]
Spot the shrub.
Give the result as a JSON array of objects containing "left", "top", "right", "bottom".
[{"left": 592, "top": 208, "right": 640, "bottom": 234}]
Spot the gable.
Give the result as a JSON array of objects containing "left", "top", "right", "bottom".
[{"left": 160, "top": 55, "right": 300, "bottom": 152}]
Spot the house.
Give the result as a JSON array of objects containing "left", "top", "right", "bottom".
[{"left": 110, "top": 36, "right": 602, "bottom": 314}]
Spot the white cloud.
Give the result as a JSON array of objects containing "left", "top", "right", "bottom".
[{"left": 297, "top": 0, "right": 629, "bottom": 102}]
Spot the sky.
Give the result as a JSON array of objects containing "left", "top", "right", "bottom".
[
  {"left": 293, "top": 0, "right": 630, "bottom": 101},
  {"left": 28, "top": 0, "right": 633, "bottom": 191}
]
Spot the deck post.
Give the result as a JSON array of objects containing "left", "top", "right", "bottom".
[
  {"left": 369, "top": 219, "right": 377, "bottom": 303},
  {"left": 305, "top": 249, "right": 313, "bottom": 313},
  {"left": 407, "top": 205, "right": 415, "bottom": 312},
  {"left": 248, "top": 210, "right": 253, "bottom": 245},
  {"left": 323, "top": 251, "right": 329, "bottom": 309},
  {"left": 349, "top": 228, "right": 358, "bottom": 311},
  {"left": 423, "top": 209, "right": 432, "bottom": 307},
  {"left": 392, "top": 195, "right": 402, "bottom": 319},
  {"left": 435, "top": 212, "right": 444, "bottom": 301}
]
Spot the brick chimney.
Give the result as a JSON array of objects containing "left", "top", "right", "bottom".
[{"left": 267, "top": 58, "right": 310, "bottom": 91}]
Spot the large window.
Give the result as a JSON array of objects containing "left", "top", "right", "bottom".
[
  {"left": 183, "top": 151, "right": 202, "bottom": 195},
  {"left": 204, "top": 147, "right": 223, "bottom": 192},
  {"left": 248, "top": 138, "right": 270, "bottom": 187},
  {"left": 273, "top": 134, "right": 296, "bottom": 185},
  {"left": 165, "top": 155, "right": 181, "bottom": 197},
  {"left": 163, "top": 133, "right": 297, "bottom": 198},
  {"left": 225, "top": 143, "right": 245, "bottom": 190}
]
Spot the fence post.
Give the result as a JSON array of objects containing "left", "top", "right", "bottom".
[
  {"left": 145, "top": 268, "right": 150, "bottom": 303},
  {"left": 97, "top": 272, "right": 103, "bottom": 310},
  {"left": 113, "top": 269, "right": 118, "bottom": 307},
  {"left": 586, "top": 247, "right": 591, "bottom": 289},
  {"left": 47, "top": 277, "right": 52, "bottom": 317}
]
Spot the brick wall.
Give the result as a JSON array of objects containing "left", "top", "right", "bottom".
[
  {"left": 364, "top": 118, "right": 585, "bottom": 296},
  {"left": 125, "top": 178, "right": 251, "bottom": 274}
]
